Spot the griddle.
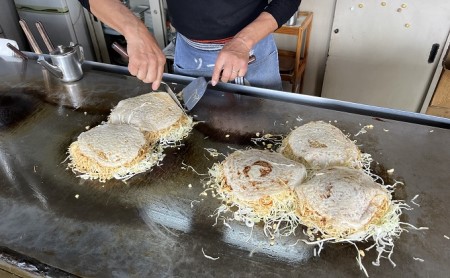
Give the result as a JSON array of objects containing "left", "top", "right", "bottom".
[{"left": 1, "top": 55, "right": 449, "bottom": 278}]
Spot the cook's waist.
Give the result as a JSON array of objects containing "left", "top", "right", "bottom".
[{"left": 179, "top": 34, "right": 233, "bottom": 51}]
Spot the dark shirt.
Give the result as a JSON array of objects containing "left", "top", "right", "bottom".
[
  {"left": 78, "top": 0, "right": 301, "bottom": 40},
  {"left": 166, "top": 0, "right": 301, "bottom": 40},
  {"left": 78, "top": 0, "right": 90, "bottom": 11}
]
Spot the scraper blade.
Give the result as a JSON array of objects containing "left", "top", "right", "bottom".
[{"left": 181, "top": 77, "right": 208, "bottom": 111}]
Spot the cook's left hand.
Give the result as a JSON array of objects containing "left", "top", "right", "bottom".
[{"left": 211, "top": 38, "right": 251, "bottom": 86}]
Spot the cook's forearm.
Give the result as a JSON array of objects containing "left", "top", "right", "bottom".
[
  {"left": 233, "top": 12, "right": 278, "bottom": 51},
  {"left": 88, "top": 0, "right": 165, "bottom": 89},
  {"left": 90, "top": 0, "right": 146, "bottom": 39}
]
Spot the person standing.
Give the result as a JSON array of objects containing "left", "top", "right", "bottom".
[{"left": 78, "top": 0, "right": 301, "bottom": 90}]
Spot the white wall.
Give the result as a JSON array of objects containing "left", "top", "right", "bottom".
[
  {"left": 274, "top": 0, "right": 337, "bottom": 96},
  {"left": 299, "top": 0, "right": 336, "bottom": 96}
]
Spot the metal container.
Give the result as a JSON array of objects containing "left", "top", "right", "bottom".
[
  {"left": 37, "top": 43, "right": 84, "bottom": 82},
  {"left": 286, "top": 11, "right": 299, "bottom": 26}
]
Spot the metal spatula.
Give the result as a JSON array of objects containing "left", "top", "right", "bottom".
[
  {"left": 181, "top": 77, "right": 209, "bottom": 111},
  {"left": 111, "top": 42, "right": 184, "bottom": 110},
  {"left": 181, "top": 55, "right": 256, "bottom": 111}
]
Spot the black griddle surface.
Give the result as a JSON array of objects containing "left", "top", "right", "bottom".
[{"left": 1, "top": 59, "right": 449, "bottom": 278}]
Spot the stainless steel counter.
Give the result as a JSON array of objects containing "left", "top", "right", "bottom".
[{"left": 1, "top": 56, "right": 449, "bottom": 277}]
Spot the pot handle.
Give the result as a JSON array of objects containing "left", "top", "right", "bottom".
[
  {"left": 37, "top": 56, "right": 63, "bottom": 79},
  {"left": 69, "top": 42, "right": 85, "bottom": 64},
  {"left": 78, "top": 44, "right": 85, "bottom": 64}
]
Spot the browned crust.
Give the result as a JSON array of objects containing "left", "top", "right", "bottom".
[
  {"left": 217, "top": 165, "right": 299, "bottom": 217},
  {"left": 296, "top": 193, "right": 391, "bottom": 238}
]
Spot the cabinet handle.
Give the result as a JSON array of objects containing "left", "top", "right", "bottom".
[{"left": 428, "top": 43, "right": 440, "bottom": 63}]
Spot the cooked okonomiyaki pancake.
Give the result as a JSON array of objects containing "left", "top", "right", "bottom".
[
  {"left": 221, "top": 149, "right": 307, "bottom": 201},
  {"left": 68, "top": 123, "right": 163, "bottom": 182},
  {"left": 108, "top": 92, "right": 193, "bottom": 143},
  {"left": 208, "top": 149, "right": 307, "bottom": 237},
  {"left": 280, "top": 121, "right": 361, "bottom": 169},
  {"left": 295, "top": 166, "right": 391, "bottom": 238}
]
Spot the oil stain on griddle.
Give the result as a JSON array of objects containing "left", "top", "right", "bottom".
[{"left": 0, "top": 90, "right": 39, "bottom": 131}]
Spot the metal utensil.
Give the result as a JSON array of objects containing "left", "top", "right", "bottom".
[
  {"left": 17, "top": 19, "right": 51, "bottom": 87},
  {"left": 35, "top": 21, "right": 54, "bottom": 52},
  {"left": 6, "top": 42, "right": 28, "bottom": 60},
  {"left": 182, "top": 55, "right": 256, "bottom": 111},
  {"left": 111, "top": 42, "right": 129, "bottom": 63},
  {"left": 19, "top": 19, "right": 42, "bottom": 54},
  {"left": 111, "top": 42, "right": 184, "bottom": 110},
  {"left": 37, "top": 43, "right": 85, "bottom": 82},
  {"left": 181, "top": 77, "right": 208, "bottom": 111}
]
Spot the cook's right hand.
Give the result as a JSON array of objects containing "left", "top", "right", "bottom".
[{"left": 126, "top": 26, "right": 166, "bottom": 90}]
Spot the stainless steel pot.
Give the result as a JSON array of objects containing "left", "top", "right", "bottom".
[{"left": 37, "top": 43, "right": 84, "bottom": 82}]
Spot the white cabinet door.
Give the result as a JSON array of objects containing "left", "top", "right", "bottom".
[{"left": 322, "top": 0, "right": 450, "bottom": 112}]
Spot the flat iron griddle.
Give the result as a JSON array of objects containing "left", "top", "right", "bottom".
[{"left": 0, "top": 57, "right": 449, "bottom": 277}]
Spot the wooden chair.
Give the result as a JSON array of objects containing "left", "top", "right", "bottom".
[{"left": 274, "top": 11, "right": 313, "bottom": 93}]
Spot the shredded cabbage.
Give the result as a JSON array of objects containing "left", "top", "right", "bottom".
[
  {"left": 206, "top": 163, "right": 301, "bottom": 238},
  {"left": 300, "top": 180, "right": 427, "bottom": 277}
]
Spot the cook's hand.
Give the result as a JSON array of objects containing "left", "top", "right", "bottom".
[
  {"left": 211, "top": 38, "right": 251, "bottom": 86},
  {"left": 126, "top": 27, "right": 166, "bottom": 90}
]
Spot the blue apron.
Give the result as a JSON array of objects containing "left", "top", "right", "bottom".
[{"left": 173, "top": 33, "right": 282, "bottom": 91}]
